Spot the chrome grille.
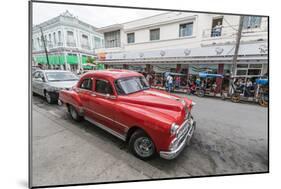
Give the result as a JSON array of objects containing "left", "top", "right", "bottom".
[{"left": 176, "top": 120, "right": 189, "bottom": 138}]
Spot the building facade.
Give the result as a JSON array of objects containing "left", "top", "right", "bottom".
[
  {"left": 95, "top": 12, "right": 268, "bottom": 90},
  {"left": 32, "top": 11, "right": 104, "bottom": 72}
]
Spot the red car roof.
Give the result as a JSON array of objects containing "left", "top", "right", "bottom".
[{"left": 83, "top": 69, "right": 143, "bottom": 80}]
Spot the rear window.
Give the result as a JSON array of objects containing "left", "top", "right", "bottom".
[{"left": 80, "top": 78, "right": 93, "bottom": 90}]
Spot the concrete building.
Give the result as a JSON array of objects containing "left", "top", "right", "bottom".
[
  {"left": 95, "top": 12, "right": 268, "bottom": 90},
  {"left": 32, "top": 11, "right": 104, "bottom": 72}
]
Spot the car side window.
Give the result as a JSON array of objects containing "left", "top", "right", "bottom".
[
  {"left": 33, "top": 71, "right": 45, "bottom": 81},
  {"left": 38, "top": 72, "right": 45, "bottom": 81},
  {"left": 33, "top": 71, "right": 40, "bottom": 78},
  {"left": 80, "top": 78, "right": 93, "bottom": 90},
  {"left": 95, "top": 79, "right": 113, "bottom": 95}
]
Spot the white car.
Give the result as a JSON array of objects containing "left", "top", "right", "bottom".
[{"left": 32, "top": 70, "right": 79, "bottom": 104}]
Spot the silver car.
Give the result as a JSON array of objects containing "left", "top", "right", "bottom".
[{"left": 32, "top": 70, "right": 79, "bottom": 104}]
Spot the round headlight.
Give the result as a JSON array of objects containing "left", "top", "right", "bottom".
[
  {"left": 180, "top": 99, "right": 186, "bottom": 106},
  {"left": 170, "top": 123, "right": 179, "bottom": 135}
]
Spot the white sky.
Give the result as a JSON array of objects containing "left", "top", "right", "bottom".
[{"left": 33, "top": 2, "right": 165, "bottom": 28}]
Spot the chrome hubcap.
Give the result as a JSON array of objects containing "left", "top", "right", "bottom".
[
  {"left": 134, "top": 137, "right": 154, "bottom": 157},
  {"left": 46, "top": 93, "right": 51, "bottom": 103},
  {"left": 58, "top": 100, "right": 62, "bottom": 106},
  {"left": 70, "top": 107, "right": 77, "bottom": 119}
]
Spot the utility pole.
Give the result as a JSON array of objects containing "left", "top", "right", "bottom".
[
  {"left": 40, "top": 27, "right": 50, "bottom": 66},
  {"left": 230, "top": 16, "right": 244, "bottom": 93}
]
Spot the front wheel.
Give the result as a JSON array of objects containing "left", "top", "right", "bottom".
[
  {"left": 197, "top": 89, "right": 205, "bottom": 97},
  {"left": 129, "top": 130, "right": 156, "bottom": 160},
  {"left": 45, "top": 91, "right": 57, "bottom": 104}
]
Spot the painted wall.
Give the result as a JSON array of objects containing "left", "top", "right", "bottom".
[{"left": 95, "top": 12, "right": 268, "bottom": 57}]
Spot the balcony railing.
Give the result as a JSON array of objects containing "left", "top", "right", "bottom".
[
  {"left": 67, "top": 42, "right": 76, "bottom": 47},
  {"left": 202, "top": 20, "right": 268, "bottom": 39}
]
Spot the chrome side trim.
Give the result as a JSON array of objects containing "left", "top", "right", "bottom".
[
  {"left": 65, "top": 102, "right": 129, "bottom": 132},
  {"left": 84, "top": 116, "right": 126, "bottom": 141},
  {"left": 95, "top": 92, "right": 117, "bottom": 99},
  {"left": 84, "top": 107, "right": 129, "bottom": 131}
]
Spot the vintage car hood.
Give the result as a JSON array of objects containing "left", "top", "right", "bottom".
[
  {"left": 118, "top": 89, "right": 187, "bottom": 119},
  {"left": 47, "top": 80, "right": 78, "bottom": 89}
]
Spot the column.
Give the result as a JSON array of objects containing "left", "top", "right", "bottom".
[
  {"left": 176, "top": 64, "right": 181, "bottom": 73},
  {"left": 64, "top": 52, "right": 69, "bottom": 71},
  {"left": 78, "top": 53, "right": 83, "bottom": 71},
  {"left": 63, "top": 29, "right": 67, "bottom": 48},
  {"left": 216, "top": 64, "right": 224, "bottom": 93}
]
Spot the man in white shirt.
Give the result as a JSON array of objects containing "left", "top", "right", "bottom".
[
  {"left": 146, "top": 73, "right": 152, "bottom": 85},
  {"left": 166, "top": 74, "right": 173, "bottom": 92}
]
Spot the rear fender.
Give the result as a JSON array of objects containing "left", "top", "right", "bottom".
[{"left": 59, "top": 90, "right": 83, "bottom": 110}]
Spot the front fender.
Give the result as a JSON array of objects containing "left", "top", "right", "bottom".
[{"left": 115, "top": 102, "right": 176, "bottom": 152}]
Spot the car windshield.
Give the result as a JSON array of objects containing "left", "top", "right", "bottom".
[
  {"left": 45, "top": 72, "right": 78, "bottom": 82},
  {"left": 115, "top": 76, "right": 149, "bottom": 95}
]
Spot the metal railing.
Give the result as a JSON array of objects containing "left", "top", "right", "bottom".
[{"left": 202, "top": 21, "right": 268, "bottom": 39}]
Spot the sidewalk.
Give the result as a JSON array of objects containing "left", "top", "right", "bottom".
[{"left": 32, "top": 105, "right": 170, "bottom": 187}]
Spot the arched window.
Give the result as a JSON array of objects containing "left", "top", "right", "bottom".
[{"left": 53, "top": 32, "right": 56, "bottom": 45}]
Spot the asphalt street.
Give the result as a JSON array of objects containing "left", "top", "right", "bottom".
[{"left": 31, "top": 93, "right": 268, "bottom": 187}]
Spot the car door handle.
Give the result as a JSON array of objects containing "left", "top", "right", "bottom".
[{"left": 91, "top": 93, "right": 96, "bottom": 97}]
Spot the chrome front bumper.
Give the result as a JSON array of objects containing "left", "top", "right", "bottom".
[{"left": 159, "top": 118, "right": 196, "bottom": 160}]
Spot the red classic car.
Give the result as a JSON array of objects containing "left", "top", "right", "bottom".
[{"left": 59, "top": 69, "right": 196, "bottom": 160}]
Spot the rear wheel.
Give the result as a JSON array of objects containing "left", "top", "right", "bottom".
[
  {"left": 68, "top": 105, "right": 82, "bottom": 121},
  {"left": 231, "top": 93, "right": 240, "bottom": 103},
  {"left": 57, "top": 99, "right": 63, "bottom": 106},
  {"left": 129, "top": 130, "right": 156, "bottom": 160},
  {"left": 197, "top": 89, "right": 205, "bottom": 97},
  {"left": 186, "top": 88, "right": 191, "bottom": 95},
  {"left": 221, "top": 92, "right": 226, "bottom": 100},
  {"left": 259, "top": 94, "right": 268, "bottom": 107}
]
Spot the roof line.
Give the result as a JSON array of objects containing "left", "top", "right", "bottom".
[{"left": 33, "top": 10, "right": 98, "bottom": 30}]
